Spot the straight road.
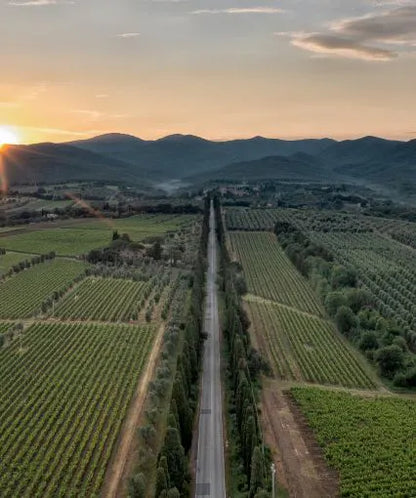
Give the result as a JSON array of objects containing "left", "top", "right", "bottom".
[{"left": 195, "top": 201, "right": 226, "bottom": 498}]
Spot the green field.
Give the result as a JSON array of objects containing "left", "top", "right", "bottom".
[
  {"left": 0, "top": 259, "right": 86, "bottom": 318},
  {"left": 229, "top": 231, "right": 324, "bottom": 316},
  {"left": 292, "top": 387, "right": 416, "bottom": 497},
  {"left": 0, "top": 321, "right": 155, "bottom": 497},
  {"left": 54, "top": 277, "right": 151, "bottom": 321},
  {"left": 0, "top": 252, "right": 33, "bottom": 276},
  {"left": 247, "top": 299, "right": 375, "bottom": 388},
  {"left": 0, "top": 214, "right": 195, "bottom": 256}
]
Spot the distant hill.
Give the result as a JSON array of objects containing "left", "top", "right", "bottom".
[
  {"left": 187, "top": 153, "right": 330, "bottom": 183},
  {"left": 321, "top": 137, "right": 416, "bottom": 197},
  {"left": 70, "top": 133, "right": 335, "bottom": 180},
  {"left": 2, "top": 134, "right": 414, "bottom": 198},
  {"left": 1, "top": 142, "right": 147, "bottom": 186}
]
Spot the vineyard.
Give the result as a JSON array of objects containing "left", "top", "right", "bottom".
[
  {"left": 0, "top": 259, "right": 86, "bottom": 319},
  {"left": 0, "top": 321, "right": 155, "bottom": 497},
  {"left": 0, "top": 251, "right": 33, "bottom": 277},
  {"left": 247, "top": 299, "right": 375, "bottom": 388},
  {"left": 53, "top": 277, "right": 152, "bottom": 322},
  {"left": 226, "top": 206, "right": 416, "bottom": 382},
  {"left": 310, "top": 231, "right": 416, "bottom": 333},
  {"left": 292, "top": 387, "right": 416, "bottom": 497},
  {"left": 229, "top": 231, "right": 324, "bottom": 316}
]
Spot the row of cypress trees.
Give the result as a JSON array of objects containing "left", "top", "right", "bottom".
[
  {"left": 153, "top": 197, "right": 210, "bottom": 497},
  {"left": 213, "top": 196, "right": 272, "bottom": 498}
]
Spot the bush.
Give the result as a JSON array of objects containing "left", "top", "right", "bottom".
[
  {"left": 331, "top": 265, "right": 357, "bottom": 289},
  {"left": 375, "top": 345, "right": 404, "bottom": 379},
  {"left": 346, "top": 288, "right": 373, "bottom": 313},
  {"left": 359, "top": 331, "right": 379, "bottom": 351},
  {"left": 324, "top": 291, "right": 347, "bottom": 317},
  {"left": 335, "top": 306, "right": 358, "bottom": 335}
]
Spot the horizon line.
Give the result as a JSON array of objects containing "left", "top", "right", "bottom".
[{"left": 9, "top": 131, "right": 415, "bottom": 147}]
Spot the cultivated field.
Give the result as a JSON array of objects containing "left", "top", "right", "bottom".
[
  {"left": 0, "top": 214, "right": 195, "bottom": 255},
  {"left": 0, "top": 259, "right": 86, "bottom": 318},
  {"left": 247, "top": 299, "right": 375, "bottom": 388},
  {"left": 0, "top": 251, "right": 33, "bottom": 276},
  {"left": 54, "top": 277, "right": 151, "bottom": 322},
  {"left": 229, "top": 230, "right": 373, "bottom": 388},
  {"left": 0, "top": 322, "right": 13, "bottom": 335},
  {"left": 292, "top": 387, "right": 416, "bottom": 497},
  {"left": 0, "top": 321, "right": 155, "bottom": 497},
  {"left": 311, "top": 231, "right": 416, "bottom": 333},
  {"left": 0, "top": 210, "right": 198, "bottom": 496},
  {"left": 229, "top": 231, "right": 324, "bottom": 316}
]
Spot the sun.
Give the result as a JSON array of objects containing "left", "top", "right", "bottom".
[{"left": 0, "top": 126, "right": 20, "bottom": 148}]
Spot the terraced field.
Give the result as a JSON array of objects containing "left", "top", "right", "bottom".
[
  {"left": 0, "top": 321, "right": 155, "bottom": 497},
  {"left": 0, "top": 259, "right": 86, "bottom": 319}
]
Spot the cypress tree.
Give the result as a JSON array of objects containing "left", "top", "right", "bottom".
[
  {"left": 244, "top": 415, "right": 257, "bottom": 475},
  {"left": 172, "top": 372, "right": 193, "bottom": 449},
  {"left": 161, "top": 427, "right": 186, "bottom": 491},
  {"left": 249, "top": 446, "right": 265, "bottom": 496},
  {"left": 128, "top": 473, "right": 146, "bottom": 498},
  {"left": 155, "top": 466, "right": 168, "bottom": 496},
  {"left": 159, "top": 456, "right": 170, "bottom": 488},
  {"left": 167, "top": 488, "right": 180, "bottom": 498}
]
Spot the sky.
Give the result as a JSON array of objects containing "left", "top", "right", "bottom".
[{"left": 0, "top": 0, "right": 415, "bottom": 143}]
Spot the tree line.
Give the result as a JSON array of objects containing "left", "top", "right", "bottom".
[
  {"left": 274, "top": 221, "right": 416, "bottom": 388},
  {"left": 214, "top": 195, "right": 272, "bottom": 497},
  {"left": 129, "top": 197, "right": 210, "bottom": 497}
]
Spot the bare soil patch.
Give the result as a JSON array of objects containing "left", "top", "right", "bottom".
[{"left": 261, "top": 380, "right": 339, "bottom": 498}]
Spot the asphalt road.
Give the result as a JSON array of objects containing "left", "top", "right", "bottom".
[{"left": 195, "top": 201, "right": 226, "bottom": 498}]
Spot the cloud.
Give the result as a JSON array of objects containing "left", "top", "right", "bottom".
[
  {"left": 192, "top": 7, "right": 284, "bottom": 15},
  {"left": 9, "top": 0, "right": 74, "bottom": 6},
  {"left": 332, "top": 6, "right": 416, "bottom": 45},
  {"left": 116, "top": 32, "right": 141, "bottom": 38},
  {"left": 283, "top": 6, "right": 416, "bottom": 61},
  {"left": 95, "top": 94, "right": 109, "bottom": 99},
  {"left": 291, "top": 33, "right": 396, "bottom": 61}
]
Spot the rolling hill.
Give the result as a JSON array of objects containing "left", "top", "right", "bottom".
[
  {"left": 1, "top": 134, "right": 414, "bottom": 199},
  {"left": 70, "top": 133, "right": 335, "bottom": 179},
  {"left": 0, "top": 142, "right": 149, "bottom": 186},
  {"left": 187, "top": 153, "right": 330, "bottom": 183}
]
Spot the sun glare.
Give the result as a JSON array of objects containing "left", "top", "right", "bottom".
[{"left": 0, "top": 126, "right": 20, "bottom": 148}]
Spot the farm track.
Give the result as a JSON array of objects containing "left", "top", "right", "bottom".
[
  {"left": 261, "top": 381, "right": 339, "bottom": 498},
  {"left": 244, "top": 293, "right": 323, "bottom": 320},
  {"left": 101, "top": 323, "right": 165, "bottom": 498}
]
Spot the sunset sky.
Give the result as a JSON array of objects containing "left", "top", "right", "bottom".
[{"left": 0, "top": 0, "right": 415, "bottom": 144}]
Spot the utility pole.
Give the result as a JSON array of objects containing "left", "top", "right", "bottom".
[{"left": 271, "top": 463, "right": 276, "bottom": 498}]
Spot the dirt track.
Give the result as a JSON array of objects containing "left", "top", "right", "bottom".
[
  {"left": 261, "top": 381, "right": 339, "bottom": 498},
  {"left": 100, "top": 324, "right": 165, "bottom": 498}
]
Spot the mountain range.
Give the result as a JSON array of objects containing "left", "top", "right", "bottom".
[{"left": 1, "top": 133, "right": 415, "bottom": 198}]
